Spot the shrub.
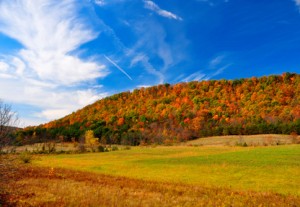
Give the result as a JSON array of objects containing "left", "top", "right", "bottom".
[
  {"left": 19, "top": 152, "right": 33, "bottom": 164},
  {"left": 98, "top": 145, "right": 105, "bottom": 152},
  {"left": 123, "top": 146, "right": 131, "bottom": 150},
  {"left": 111, "top": 146, "right": 119, "bottom": 151}
]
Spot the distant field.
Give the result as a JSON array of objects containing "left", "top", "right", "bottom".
[
  {"left": 7, "top": 134, "right": 297, "bottom": 154},
  {"left": 35, "top": 144, "right": 300, "bottom": 196},
  {"left": 183, "top": 134, "right": 296, "bottom": 146}
]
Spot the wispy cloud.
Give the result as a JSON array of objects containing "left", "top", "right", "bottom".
[
  {"left": 207, "top": 55, "right": 231, "bottom": 79},
  {"left": 196, "top": 0, "right": 229, "bottom": 6},
  {"left": 144, "top": 1, "right": 183, "bottom": 21},
  {"left": 182, "top": 72, "right": 206, "bottom": 82},
  {"left": 0, "top": 0, "right": 109, "bottom": 125},
  {"left": 294, "top": 0, "right": 300, "bottom": 9},
  {"left": 0, "top": 0, "right": 108, "bottom": 85},
  {"left": 181, "top": 54, "right": 230, "bottom": 82},
  {"left": 99, "top": 18, "right": 167, "bottom": 84},
  {"left": 294, "top": 0, "right": 300, "bottom": 6},
  {"left": 104, "top": 55, "right": 132, "bottom": 80},
  {"left": 94, "top": 0, "right": 106, "bottom": 6},
  {"left": 128, "top": 19, "right": 188, "bottom": 84},
  {"left": 209, "top": 55, "right": 225, "bottom": 68}
]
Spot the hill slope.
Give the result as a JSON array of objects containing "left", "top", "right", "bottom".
[{"left": 22, "top": 73, "right": 300, "bottom": 145}]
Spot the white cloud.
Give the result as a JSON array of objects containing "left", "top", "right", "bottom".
[
  {"left": 99, "top": 19, "right": 167, "bottom": 84},
  {"left": 139, "top": 56, "right": 165, "bottom": 84},
  {"left": 0, "top": 75, "right": 108, "bottom": 125},
  {"left": 295, "top": 0, "right": 300, "bottom": 6},
  {"left": 206, "top": 55, "right": 231, "bottom": 79},
  {"left": 37, "top": 109, "right": 72, "bottom": 121},
  {"left": 0, "top": 61, "right": 9, "bottom": 72},
  {"left": 181, "top": 55, "right": 230, "bottom": 82},
  {"left": 144, "top": 1, "right": 183, "bottom": 21},
  {"left": 94, "top": 0, "right": 106, "bottom": 6},
  {"left": 0, "top": 0, "right": 108, "bottom": 85},
  {"left": 130, "top": 54, "right": 146, "bottom": 68},
  {"left": 0, "top": 0, "right": 109, "bottom": 126},
  {"left": 209, "top": 55, "right": 225, "bottom": 68},
  {"left": 129, "top": 20, "right": 187, "bottom": 84},
  {"left": 182, "top": 72, "right": 206, "bottom": 82},
  {"left": 137, "top": 85, "right": 152, "bottom": 88},
  {"left": 207, "top": 64, "right": 231, "bottom": 79},
  {"left": 196, "top": 0, "right": 214, "bottom": 6}
]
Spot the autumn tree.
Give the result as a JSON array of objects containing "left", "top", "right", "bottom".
[{"left": 85, "top": 130, "right": 99, "bottom": 152}]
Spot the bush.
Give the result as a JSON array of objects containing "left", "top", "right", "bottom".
[
  {"left": 98, "top": 145, "right": 105, "bottom": 152},
  {"left": 19, "top": 152, "right": 33, "bottom": 164},
  {"left": 111, "top": 146, "right": 119, "bottom": 151},
  {"left": 123, "top": 146, "right": 131, "bottom": 150}
]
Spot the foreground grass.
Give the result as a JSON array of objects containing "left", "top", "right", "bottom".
[
  {"left": 1, "top": 157, "right": 299, "bottom": 207},
  {"left": 35, "top": 145, "right": 300, "bottom": 196}
]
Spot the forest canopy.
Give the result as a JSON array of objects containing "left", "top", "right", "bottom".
[{"left": 20, "top": 73, "right": 300, "bottom": 145}]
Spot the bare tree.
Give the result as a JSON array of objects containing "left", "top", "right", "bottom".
[{"left": 0, "top": 100, "right": 18, "bottom": 152}]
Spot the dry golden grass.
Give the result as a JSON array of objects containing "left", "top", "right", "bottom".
[
  {"left": 183, "top": 134, "right": 295, "bottom": 146},
  {"left": 1, "top": 155, "right": 299, "bottom": 207}
]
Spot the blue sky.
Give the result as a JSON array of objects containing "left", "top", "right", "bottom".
[{"left": 0, "top": 0, "right": 300, "bottom": 126}]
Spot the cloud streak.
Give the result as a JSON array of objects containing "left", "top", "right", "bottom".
[
  {"left": 104, "top": 55, "right": 132, "bottom": 80},
  {"left": 144, "top": 1, "right": 183, "bottom": 21},
  {"left": 180, "top": 55, "right": 230, "bottom": 82}
]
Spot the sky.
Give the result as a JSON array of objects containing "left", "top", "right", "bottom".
[{"left": 0, "top": 0, "right": 300, "bottom": 127}]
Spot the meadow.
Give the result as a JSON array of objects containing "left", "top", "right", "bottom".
[
  {"left": 34, "top": 144, "right": 300, "bottom": 196},
  {"left": 1, "top": 138, "right": 300, "bottom": 206}
]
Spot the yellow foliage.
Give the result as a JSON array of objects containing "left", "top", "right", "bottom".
[{"left": 85, "top": 130, "right": 99, "bottom": 151}]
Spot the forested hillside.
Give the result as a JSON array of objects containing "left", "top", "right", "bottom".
[{"left": 20, "top": 73, "right": 300, "bottom": 145}]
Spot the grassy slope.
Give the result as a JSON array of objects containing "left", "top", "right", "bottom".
[{"left": 35, "top": 144, "right": 300, "bottom": 196}]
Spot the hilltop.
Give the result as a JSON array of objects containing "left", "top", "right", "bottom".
[{"left": 21, "top": 73, "right": 300, "bottom": 145}]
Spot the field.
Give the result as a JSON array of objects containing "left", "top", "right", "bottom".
[
  {"left": 34, "top": 145, "right": 300, "bottom": 195},
  {"left": 1, "top": 137, "right": 300, "bottom": 206}
]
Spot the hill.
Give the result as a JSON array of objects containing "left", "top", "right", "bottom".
[{"left": 21, "top": 73, "right": 300, "bottom": 145}]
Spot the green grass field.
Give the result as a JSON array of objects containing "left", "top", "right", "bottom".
[{"left": 34, "top": 144, "right": 300, "bottom": 196}]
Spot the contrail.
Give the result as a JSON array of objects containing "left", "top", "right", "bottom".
[{"left": 104, "top": 55, "right": 132, "bottom": 80}]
